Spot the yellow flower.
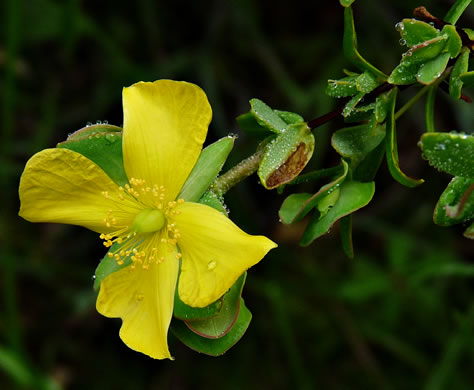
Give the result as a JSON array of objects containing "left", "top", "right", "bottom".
[{"left": 19, "top": 80, "right": 277, "bottom": 359}]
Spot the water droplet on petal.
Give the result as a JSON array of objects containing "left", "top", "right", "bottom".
[{"left": 207, "top": 260, "right": 217, "bottom": 271}]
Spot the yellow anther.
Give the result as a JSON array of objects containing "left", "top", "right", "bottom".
[
  {"left": 177, "top": 198, "right": 184, "bottom": 204},
  {"left": 108, "top": 252, "right": 113, "bottom": 258},
  {"left": 176, "top": 253, "right": 182, "bottom": 259}
]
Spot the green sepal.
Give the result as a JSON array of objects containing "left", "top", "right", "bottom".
[
  {"left": 396, "top": 19, "right": 439, "bottom": 47},
  {"left": 433, "top": 177, "right": 474, "bottom": 226},
  {"left": 416, "top": 52, "right": 450, "bottom": 85},
  {"left": 236, "top": 98, "right": 287, "bottom": 137},
  {"left": 385, "top": 88, "right": 424, "bottom": 187},
  {"left": 419, "top": 132, "right": 474, "bottom": 178},
  {"left": 171, "top": 298, "right": 252, "bottom": 356},
  {"left": 198, "top": 190, "right": 228, "bottom": 215},
  {"left": 179, "top": 136, "right": 235, "bottom": 202},
  {"left": 279, "top": 160, "right": 349, "bottom": 224},
  {"left": 65, "top": 123, "right": 122, "bottom": 141},
  {"left": 331, "top": 123, "right": 385, "bottom": 162},
  {"left": 459, "top": 71, "right": 474, "bottom": 88},
  {"left": 343, "top": 6, "right": 387, "bottom": 80},
  {"left": 441, "top": 25, "right": 462, "bottom": 58},
  {"left": 57, "top": 124, "right": 128, "bottom": 186},
  {"left": 258, "top": 122, "right": 315, "bottom": 189},
  {"left": 300, "top": 180, "right": 375, "bottom": 246},
  {"left": 93, "top": 241, "right": 133, "bottom": 291},
  {"left": 340, "top": 214, "right": 354, "bottom": 258},
  {"left": 449, "top": 47, "right": 470, "bottom": 99},
  {"left": 339, "top": 0, "right": 355, "bottom": 7},
  {"left": 464, "top": 221, "right": 474, "bottom": 239},
  {"left": 184, "top": 273, "right": 246, "bottom": 338}
]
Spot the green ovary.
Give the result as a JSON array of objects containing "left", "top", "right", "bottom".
[{"left": 133, "top": 209, "right": 166, "bottom": 233}]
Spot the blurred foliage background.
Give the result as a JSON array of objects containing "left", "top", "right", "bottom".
[{"left": 1, "top": 0, "right": 474, "bottom": 389}]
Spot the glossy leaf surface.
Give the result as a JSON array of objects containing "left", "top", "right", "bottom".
[
  {"left": 385, "top": 88, "right": 424, "bottom": 187},
  {"left": 300, "top": 180, "right": 375, "bottom": 246},
  {"left": 420, "top": 132, "right": 474, "bottom": 178},
  {"left": 279, "top": 160, "right": 349, "bottom": 224},
  {"left": 433, "top": 177, "right": 474, "bottom": 226}
]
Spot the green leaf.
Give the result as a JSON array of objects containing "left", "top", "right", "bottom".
[
  {"left": 375, "top": 93, "right": 391, "bottom": 123},
  {"left": 344, "top": 102, "right": 375, "bottom": 123},
  {"left": 416, "top": 52, "right": 450, "bottom": 85},
  {"left": 184, "top": 273, "right": 246, "bottom": 338},
  {"left": 433, "top": 177, "right": 474, "bottom": 226},
  {"left": 300, "top": 180, "right": 375, "bottom": 246},
  {"left": 385, "top": 88, "right": 424, "bottom": 187},
  {"left": 342, "top": 92, "right": 365, "bottom": 117},
  {"left": 356, "top": 71, "right": 378, "bottom": 93},
  {"left": 343, "top": 7, "right": 387, "bottom": 80},
  {"left": 326, "top": 75, "right": 358, "bottom": 98},
  {"left": 464, "top": 221, "right": 474, "bottom": 239},
  {"left": 463, "top": 28, "right": 474, "bottom": 40},
  {"left": 396, "top": 19, "right": 439, "bottom": 47},
  {"left": 331, "top": 123, "right": 385, "bottom": 162},
  {"left": 388, "top": 59, "right": 419, "bottom": 85},
  {"left": 179, "top": 136, "right": 235, "bottom": 202},
  {"left": 419, "top": 132, "right": 474, "bottom": 177},
  {"left": 279, "top": 160, "right": 349, "bottom": 225},
  {"left": 171, "top": 298, "right": 252, "bottom": 356},
  {"left": 353, "top": 141, "right": 386, "bottom": 182},
  {"left": 279, "top": 193, "right": 313, "bottom": 224},
  {"left": 441, "top": 25, "right": 462, "bottom": 58},
  {"left": 274, "top": 110, "right": 304, "bottom": 125},
  {"left": 388, "top": 36, "right": 448, "bottom": 85},
  {"left": 459, "top": 71, "right": 474, "bottom": 88},
  {"left": 406, "top": 35, "right": 447, "bottom": 63},
  {"left": 340, "top": 214, "right": 354, "bottom": 258},
  {"left": 58, "top": 125, "right": 128, "bottom": 186},
  {"left": 258, "top": 123, "right": 315, "bottom": 189},
  {"left": 449, "top": 47, "right": 470, "bottom": 99}
]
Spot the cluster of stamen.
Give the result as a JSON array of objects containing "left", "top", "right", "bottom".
[{"left": 99, "top": 177, "right": 185, "bottom": 270}]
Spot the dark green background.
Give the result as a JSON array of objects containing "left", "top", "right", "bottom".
[{"left": 1, "top": 0, "right": 473, "bottom": 389}]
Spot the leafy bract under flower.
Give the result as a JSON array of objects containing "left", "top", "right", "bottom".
[{"left": 18, "top": 80, "right": 277, "bottom": 359}]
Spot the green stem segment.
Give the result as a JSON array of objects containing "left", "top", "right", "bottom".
[
  {"left": 213, "top": 149, "right": 264, "bottom": 196},
  {"left": 444, "top": 0, "right": 472, "bottom": 25}
]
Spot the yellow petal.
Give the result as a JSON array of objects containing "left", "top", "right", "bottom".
[
  {"left": 122, "top": 80, "right": 212, "bottom": 203},
  {"left": 96, "top": 235, "right": 179, "bottom": 360},
  {"left": 173, "top": 202, "right": 277, "bottom": 307},
  {"left": 19, "top": 148, "right": 141, "bottom": 233}
]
